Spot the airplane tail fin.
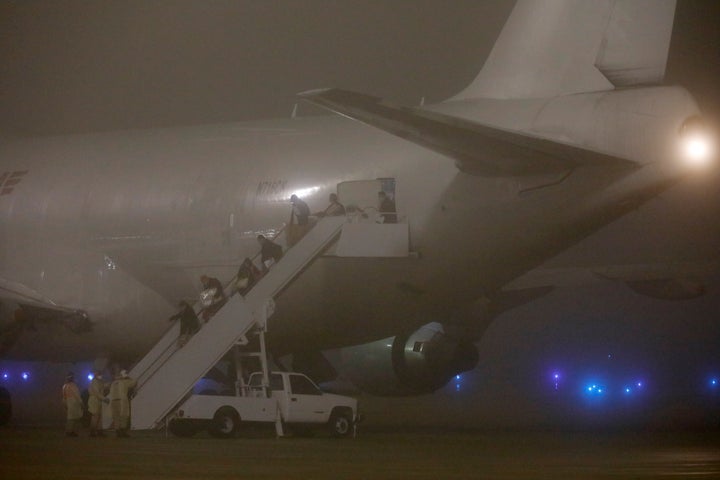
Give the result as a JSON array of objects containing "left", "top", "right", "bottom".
[{"left": 451, "top": 0, "right": 677, "bottom": 101}]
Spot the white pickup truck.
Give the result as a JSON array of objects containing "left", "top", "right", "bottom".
[{"left": 168, "top": 371, "right": 359, "bottom": 438}]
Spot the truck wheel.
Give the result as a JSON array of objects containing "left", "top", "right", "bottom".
[
  {"left": 209, "top": 407, "right": 240, "bottom": 438},
  {"left": 328, "top": 410, "right": 353, "bottom": 438},
  {"left": 168, "top": 418, "right": 197, "bottom": 437}
]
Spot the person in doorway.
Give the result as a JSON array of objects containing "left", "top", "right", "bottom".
[
  {"left": 168, "top": 300, "right": 200, "bottom": 346},
  {"left": 257, "top": 235, "right": 283, "bottom": 272},
  {"left": 235, "top": 257, "right": 261, "bottom": 296},
  {"left": 315, "top": 193, "right": 346, "bottom": 217},
  {"left": 288, "top": 194, "right": 312, "bottom": 246},
  {"left": 87, "top": 369, "right": 108, "bottom": 437},
  {"left": 289, "top": 194, "right": 310, "bottom": 225},
  {"left": 62, "top": 372, "right": 83, "bottom": 437},
  {"left": 378, "top": 191, "right": 397, "bottom": 224},
  {"left": 109, "top": 369, "right": 137, "bottom": 437},
  {"left": 199, "top": 275, "right": 226, "bottom": 321}
]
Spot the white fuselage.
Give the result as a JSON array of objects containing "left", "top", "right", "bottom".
[{"left": 0, "top": 87, "right": 700, "bottom": 361}]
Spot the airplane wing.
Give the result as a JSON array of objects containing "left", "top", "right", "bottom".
[
  {"left": 0, "top": 277, "right": 91, "bottom": 353},
  {"left": 504, "top": 260, "right": 719, "bottom": 300},
  {"left": 298, "top": 88, "right": 637, "bottom": 177},
  {"left": 0, "top": 277, "right": 71, "bottom": 311}
]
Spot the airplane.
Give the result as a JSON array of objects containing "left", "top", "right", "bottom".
[{"left": 0, "top": 0, "right": 716, "bottom": 424}]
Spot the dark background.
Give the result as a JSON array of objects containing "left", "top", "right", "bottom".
[{"left": 1, "top": 1, "right": 717, "bottom": 135}]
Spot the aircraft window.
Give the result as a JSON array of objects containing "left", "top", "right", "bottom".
[{"left": 289, "top": 375, "right": 322, "bottom": 395}]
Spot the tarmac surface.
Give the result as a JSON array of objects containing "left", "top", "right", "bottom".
[{"left": 1, "top": 426, "right": 720, "bottom": 479}]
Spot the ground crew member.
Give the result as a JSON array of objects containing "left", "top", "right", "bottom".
[
  {"left": 109, "top": 369, "right": 137, "bottom": 437},
  {"left": 88, "top": 369, "right": 108, "bottom": 437},
  {"left": 62, "top": 372, "right": 83, "bottom": 437}
]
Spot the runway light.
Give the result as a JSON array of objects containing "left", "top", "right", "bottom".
[
  {"left": 552, "top": 372, "right": 561, "bottom": 390},
  {"left": 21, "top": 372, "right": 30, "bottom": 381},
  {"left": 585, "top": 383, "right": 606, "bottom": 396},
  {"left": 1, "top": 372, "right": 8, "bottom": 381}
]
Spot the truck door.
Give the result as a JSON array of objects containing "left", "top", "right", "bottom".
[{"left": 285, "top": 374, "right": 328, "bottom": 423}]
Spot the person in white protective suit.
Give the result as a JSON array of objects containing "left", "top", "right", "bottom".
[
  {"left": 88, "top": 369, "right": 108, "bottom": 437},
  {"left": 62, "top": 372, "right": 83, "bottom": 437},
  {"left": 109, "top": 369, "right": 137, "bottom": 437}
]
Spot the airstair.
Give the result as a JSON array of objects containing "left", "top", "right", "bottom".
[{"left": 129, "top": 216, "right": 347, "bottom": 430}]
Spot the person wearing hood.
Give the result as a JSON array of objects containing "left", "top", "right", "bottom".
[
  {"left": 109, "top": 369, "right": 137, "bottom": 437},
  {"left": 62, "top": 372, "right": 83, "bottom": 437},
  {"left": 88, "top": 369, "right": 108, "bottom": 437}
]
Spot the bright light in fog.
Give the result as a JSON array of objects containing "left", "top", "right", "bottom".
[
  {"left": 21, "top": 372, "right": 29, "bottom": 381},
  {"left": 291, "top": 186, "right": 321, "bottom": 199},
  {"left": 552, "top": 372, "right": 561, "bottom": 390},
  {"left": 585, "top": 383, "right": 606, "bottom": 396},
  {"left": 454, "top": 374, "right": 463, "bottom": 392},
  {"left": 681, "top": 134, "right": 713, "bottom": 166},
  {"left": 1, "top": 372, "right": 8, "bottom": 380},
  {"left": 87, "top": 373, "right": 94, "bottom": 381},
  {"left": 679, "top": 116, "right": 714, "bottom": 168}
]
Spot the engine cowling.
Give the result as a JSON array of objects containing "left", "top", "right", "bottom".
[{"left": 325, "top": 322, "right": 479, "bottom": 396}]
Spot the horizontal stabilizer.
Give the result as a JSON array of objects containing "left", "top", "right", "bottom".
[{"left": 299, "top": 88, "right": 636, "bottom": 177}]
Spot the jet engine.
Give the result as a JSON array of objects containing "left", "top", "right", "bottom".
[{"left": 326, "top": 322, "right": 479, "bottom": 396}]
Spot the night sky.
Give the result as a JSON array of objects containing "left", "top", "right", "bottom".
[{"left": 1, "top": 0, "right": 719, "bottom": 427}]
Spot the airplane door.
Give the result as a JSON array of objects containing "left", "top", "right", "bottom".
[{"left": 338, "top": 178, "right": 396, "bottom": 221}]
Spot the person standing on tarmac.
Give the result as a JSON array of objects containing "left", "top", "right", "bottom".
[
  {"left": 88, "top": 369, "right": 108, "bottom": 437},
  {"left": 109, "top": 369, "right": 137, "bottom": 437},
  {"left": 62, "top": 372, "right": 83, "bottom": 437}
]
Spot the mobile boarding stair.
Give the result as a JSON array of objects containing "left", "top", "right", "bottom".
[{"left": 128, "top": 216, "right": 348, "bottom": 431}]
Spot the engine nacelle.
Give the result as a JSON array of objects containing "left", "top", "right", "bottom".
[{"left": 325, "top": 322, "right": 478, "bottom": 396}]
